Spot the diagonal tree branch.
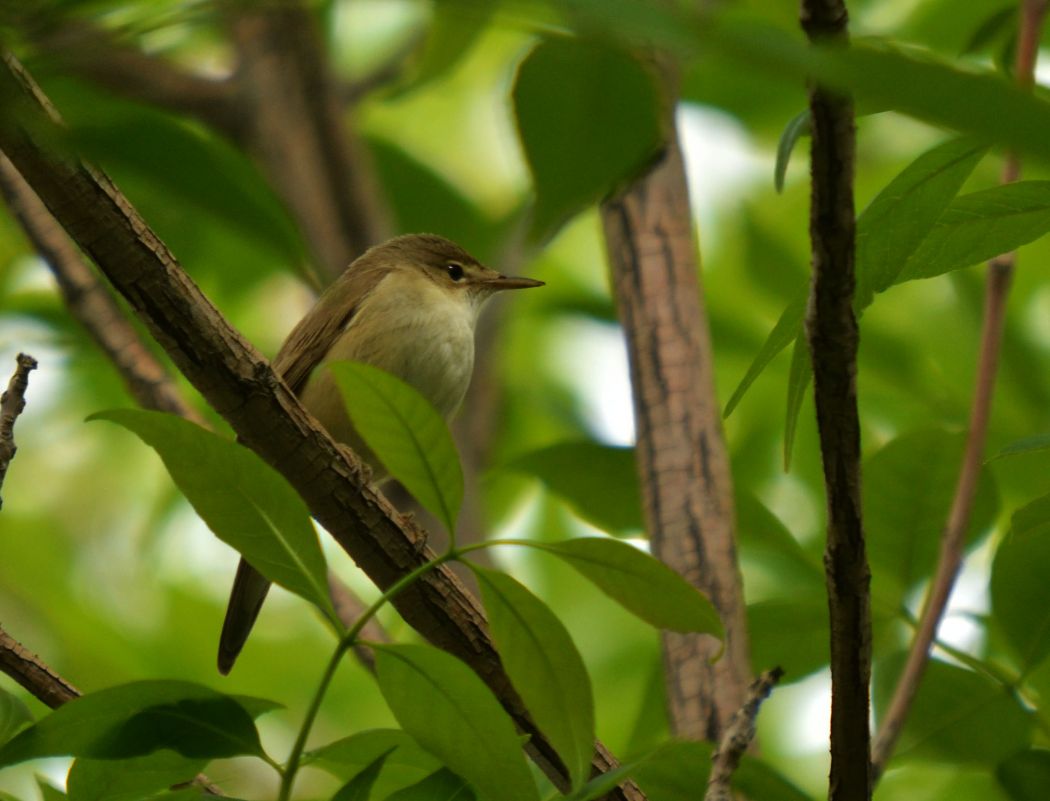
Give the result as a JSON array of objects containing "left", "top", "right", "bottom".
[
  {"left": 0, "top": 51, "right": 642, "bottom": 801},
  {"left": 0, "top": 624, "right": 79, "bottom": 709},
  {"left": 801, "top": 2, "right": 871, "bottom": 800},
  {"left": 600, "top": 98, "right": 751, "bottom": 738},
  {"left": 870, "top": 0, "right": 1049, "bottom": 778}
]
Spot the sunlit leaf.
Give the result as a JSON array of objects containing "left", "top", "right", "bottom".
[
  {"left": 90, "top": 410, "right": 336, "bottom": 626},
  {"left": 329, "top": 361, "right": 463, "bottom": 534},
  {"left": 373, "top": 644, "right": 538, "bottom": 801},
  {"left": 471, "top": 566, "right": 594, "bottom": 790}
]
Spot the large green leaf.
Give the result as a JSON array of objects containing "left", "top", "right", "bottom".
[
  {"left": 373, "top": 644, "right": 538, "bottom": 801},
  {"left": 330, "top": 362, "right": 463, "bottom": 534},
  {"left": 90, "top": 410, "right": 336, "bottom": 625},
  {"left": 471, "top": 566, "right": 594, "bottom": 790},
  {"left": 0, "top": 681, "right": 267, "bottom": 767},
  {"left": 0, "top": 688, "right": 31, "bottom": 746},
  {"left": 897, "top": 182, "right": 1050, "bottom": 283},
  {"left": 507, "top": 441, "right": 642, "bottom": 534},
  {"left": 513, "top": 37, "right": 663, "bottom": 238},
  {"left": 67, "top": 751, "right": 206, "bottom": 801},
  {"left": 525, "top": 538, "right": 722, "bottom": 636},
  {"left": 384, "top": 769, "right": 476, "bottom": 801},
  {"left": 331, "top": 749, "right": 394, "bottom": 801},
  {"left": 991, "top": 494, "right": 1050, "bottom": 671},
  {"left": 996, "top": 750, "right": 1050, "bottom": 801}
]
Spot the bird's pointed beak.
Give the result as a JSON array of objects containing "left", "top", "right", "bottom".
[{"left": 482, "top": 275, "right": 545, "bottom": 291}]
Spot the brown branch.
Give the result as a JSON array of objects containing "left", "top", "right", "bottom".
[
  {"left": 704, "top": 667, "right": 784, "bottom": 801},
  {"left": 0, "top": 51, "right": 643, "bottom": 801},
  {"left": 600, "top": 118, "right": 751, "bottom": 737},
  {"left": 327, "top": 571, "right": 390, "bottom": 671},
  {"left": 0, "top": 352, "right": 37, "bottom": 510},
  {"left": 801, "top": 3, "right": 871, "bottom": 801},
  {"left": 870, "top": 0, "right": 1048, "bottom": 778},
  {"left": 0, "top": 154, "right": 205, "bottom": 424},
  {"left": 0, "top": 624, "right": 79, "bottom": 708}
]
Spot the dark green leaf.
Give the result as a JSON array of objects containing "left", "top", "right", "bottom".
[
  {"left": 90, "top": 410, "right": 336, "bottom": 625},
  {"left": 996, "top": 750, "right": 1050, "bottom": 801},
  {"left": 525, "top": 538, "right": 723, "bottom": 636},
  {"left": 507, "top": 441, "right": 642, "bottom": 533},
  {"left": 306, "top": 729, "right": 440, "bottom": 779},
  {"left": 748, "top": 598, "right": 827, "bottom": 682},
  {"left": 960, "top": 6, "right": 1017, "bottom": 56},
  {"left": 782, "top": 332, "right": 811, "bottom": 471},
  {"left": 471, "top": 566, "right": 594, "bottom": 790},
  {"left": 332, "top": 748, "right": 395, "bottom": 801},
  {"left": 0, "top": 681, "right": 266, "bottom": 767},
  {"left": 773, "top": 110, "right": 810, "bottom": 193},
  {"left": 38, "top": 780, "right": 66, "bottom": 801},
  {"left": 329, "top": 362, "right": 463, "bottom": 534},
  {"left": 384, "top": 768, "right": 476, "bottom": 801},
  {"left": 0, "top": 688, "right": 32, "bottom": 745},
  {"left": 991, "top": 494, "right": 1050, "bottom": 669},
  {"left": 854, "top": 136, "right": 988, "bottom": 308},
  {"left": 990, "top": 433, "right": 1050, "bottom": 461},
  {"left": 373, "top": 644, "right": 538, "bottom": 801},
  {"left": 67, "top": 751, "right": 205, "bottom": 801},
  {"left": 513, "top": 37, "right": 663, "bottom": 238},
  {"left": 865, "top": 429, "right": 998, "bottom": 604},
  {"left": 896, "top": 182, "right": 1050, "bottom": 284},
  {"left": 724, "top": 290, "right": 807, "bottom": 419},
  {"left": 874, "top": 655, "right": 1032, "bottom": 765}
]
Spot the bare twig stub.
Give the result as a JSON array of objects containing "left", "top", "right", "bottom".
[
  {"left": 601, "top": 127, "right": 751, "bottom": 740},
  {"left": 0, "top": 353, "right": 37, "bottom": 510},
  {"left": 871, "top": 0, "right": 1049, "bottom": 778},
  {"left": 0, "top": 624, "right": 79, "bottom": 708},
  {"left": 0, "top": 52, "right": 643, "bottom": 801},
  {"left": 800, "top": 2, "right": 872, "bottom": 800},
  {"left": 704, "top": 667, "right": 784, "bottom": 801}
]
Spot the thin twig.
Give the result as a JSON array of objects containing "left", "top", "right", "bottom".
[
  {"left": 0, "top": 353, "right": 37, "bottom": 510},
  {"left": 0, "top": 624, "right": 79, "bottom": 708},
  {"left": 327, "top": 571, "right": 390, "bottom": 671},
  {"left": 704, "top": 667, "right": 784, "bottom": 801},
  {"left": 0, "top": 154, "right": 205, "bottom": 424},
  {"left": 801, "top": 2, "right": 871, "bottom": 800},
  {"left": 871, "top": 0, "right": 1048, "bottom": 778}
]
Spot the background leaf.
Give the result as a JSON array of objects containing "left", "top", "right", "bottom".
[
  {"left": 384, "top": 768, "right": 476, "bottom": 801},
  {"left": 331, "top": 748, "right": 394, "bottom": 801},
  {"left": 67, "top": 751, "right": 205, "bottom": 801},
  {"left": 0, "top": 688, "right": 32, "bottom": 746}
]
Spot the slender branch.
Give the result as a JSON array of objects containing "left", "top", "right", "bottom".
[
  {"left": 0, "top": 154, "right": 205, "bottom": 424},
  {"left": 0, "top": 353, "right": 37, "bottom": 509},
  {"left": 0, "top": 624, "right": 78, "bottom": 708},
  {"left": 801, "top": 2, "right": 871, "bottom": 800},
  {"left": 600, "top": 91, "right": 751, "bottom": 739},
  {"left": 327, "top": 571, "right": 390, "bottom": 671},
  {"left": 0, "top": 52, "right": 643, "bottom": 801},
  {"left": 704, "top": 667, "right": 784, "bottom": 801},
  {"left": 871, "top": 0, "right": 1048, "bottom": 777}
]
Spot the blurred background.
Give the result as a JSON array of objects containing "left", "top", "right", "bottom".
[{"left": 2, "top": 1, "right": 1050, "bottom": 799}]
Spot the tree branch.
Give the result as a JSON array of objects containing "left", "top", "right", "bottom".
[
  {"left": 0, "top": 353, "right": 37, "bottom": 510},
  {"left": 0, "top": 624, "right": 79, "bottom": 708},
  {"left": 870, "top": 0, "right": 1048, "bottom": 778},
  {"left": 0, "top": 51, "right": 643, "bottom": 801},
  {"left": 600, "top": 120, "right": 751, "bottom": 738},
  {"left": 800, "top": 2, "right": 871, "bottom": 800}
]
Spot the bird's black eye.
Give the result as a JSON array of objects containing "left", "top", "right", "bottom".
[{"left": 446, "top": 263, "right": 465, "bottom": 281}]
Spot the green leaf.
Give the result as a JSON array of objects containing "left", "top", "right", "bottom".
[
  {"left": 507, "top": 441, "right": 642, "bottom": 534},
  {"left": 990, "top": 433, "right": 1050, "bottom": 461},
  {"left": 960, "top": 6, "right": 1017, "bottom": 57},
  {"left": 329, "top": 362, "right": 463, "bottom": 534},
  {"left": 773, "top": 110, "right": 810, "bottom": 193},
  {"left": 996, "top": 749, "right": 1050, "bottom": 801},
  {"left": 0, "top": 680, "right": 267, "bottom": 767},
  {"left": 513, "top": 37, "right": 663, "bottom": 239},
  {"left": 373, "top": 644, "right": 538, "bottom": 801},
  {"left": 525, "top": 538, "right": 723, "bottom": 636},
  {"left": 67, "top": 751, "right": 205, "bottom": 801},
  {"left": 896, "top": 182, "right": 1050, "bottom": 284},
  {"left": 748, "top": 598, "right": 828, "bottom": 682},
  {"left": 306, "top": 729, "right": 440, "bottom": 779},
  {"left": 724, "top": 290, "right": 807, "bottom": 419},
  {"left": 865, "top": 429, "right": 998, "bottom": 605},
  {"left": 384, "top": 768, "right": 476, "bottom": 801},
  {"left": 470, "top": 566, "right": 594, "bottom": 790},
  {"left": 782, "top": 332, "right": 811, "bottom": 471},
  {"left": 397, "top": 2, "right": 495, "bottom": 94},
  {"left": 991, "top": 494, "right": 1050, "bottom": 670},
  {"left": 332, "top": 748, "right": 395, "bottom": 801},
  {"left": 0, "top": 688, "right": 32, "bottom": 745},
  {"left": 735, "top": 492, "right": 823, "bottom": 598},
  {"left": 874, "top": 655, "right": 1033, "bottom": 765},
  {"left": 38, "top": 780, "right": 67, "bottom": 801},
  {"left": 854, "top": 136, "right": 988, "bottom": 308},
  {"left": 90, "top": 410, "right": 336, "bottom": 626}
]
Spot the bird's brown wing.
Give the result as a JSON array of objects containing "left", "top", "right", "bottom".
[{"left": 217, "top": 264, "right": 385, "bottom": 674}]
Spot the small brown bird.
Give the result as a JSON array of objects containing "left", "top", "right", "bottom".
[{"left": 218, "top": 233, "right": 544, "bottom": 674}]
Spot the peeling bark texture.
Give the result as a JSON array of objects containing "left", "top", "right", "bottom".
[
  {"left": 0, "top": 53, "right": 644, "bottom": 801},
  {"left": 600, "top": 130, "right": 750, "bottom": 740},
  {"left": 801, "top": 2, "right": 872, "bottom": 800},
  {"left": 229, "top": 1, "right": 389, "bottom": 281}
]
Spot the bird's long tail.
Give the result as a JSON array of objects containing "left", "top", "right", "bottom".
[{"left": 217, "top": 558, "right": 271, "bottom": 675}]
